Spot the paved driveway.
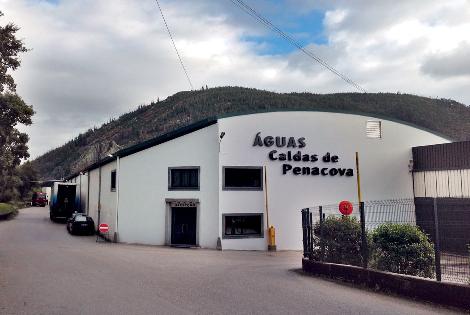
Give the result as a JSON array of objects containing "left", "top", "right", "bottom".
[{"left": 0, "top": 207, "right": 462, "bottom": 314}]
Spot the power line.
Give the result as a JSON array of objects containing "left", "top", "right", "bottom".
[
  {"left": 228, "top": 0, "right": 366, "bottom": 93},
  {"left": 154, "top": 0, "right": 194, "bottom": 90}
]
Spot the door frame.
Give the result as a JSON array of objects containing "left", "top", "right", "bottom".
[{"left": 165, "top": 198, "right": 200, "bottom": 246}]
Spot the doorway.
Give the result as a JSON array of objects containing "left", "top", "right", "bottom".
[{"left": 171, "top": 207, "right": 197, "bottom": 246}]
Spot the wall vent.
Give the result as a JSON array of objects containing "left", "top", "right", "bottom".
[{"left": 366, "top": 120, "right": 382, "bottom": 139}]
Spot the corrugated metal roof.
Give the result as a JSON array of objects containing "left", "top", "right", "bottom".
[{"left": 413, "top": 141, "right": 470, "bottom": 171}]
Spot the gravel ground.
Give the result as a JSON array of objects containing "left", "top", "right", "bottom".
[{"left": 0, "top": 207, "right": 463, "bottom": 315}]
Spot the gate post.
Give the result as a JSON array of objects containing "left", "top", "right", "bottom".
[
  {"left": 301, "top": 208, "right": 308, "bottom": 258},
  {"left": 433, "top": 198, "right": 442, "bottom": 281},
  {"left": 309, "top": 211, "right": 313, "bottom": 258},
  {"left": 359, "top": 202, "right": 368, "bottom": 268},
  {"left": 319, "top": 206, "right": 324, "bottom": 261}
]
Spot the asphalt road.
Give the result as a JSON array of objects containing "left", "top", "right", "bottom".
[{"left": 0, "top": 207, "right": 462, "bottom": 315}]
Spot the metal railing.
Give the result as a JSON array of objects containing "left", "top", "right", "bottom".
[{"left": 302, "top": 198, "right": 470, "bottom": 285}]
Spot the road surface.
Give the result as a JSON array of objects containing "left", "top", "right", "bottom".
[{"left": 0, "top": 207, "right": 462, "bottom": 314}]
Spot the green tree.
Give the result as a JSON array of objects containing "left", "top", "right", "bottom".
[
  {"left": 16, "top": 161, "right": 39, "bottom": 199},
  {"left": 0, "top": 10, "right": 34, "bottom": 202}
]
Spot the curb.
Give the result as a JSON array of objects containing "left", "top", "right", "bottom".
[{"left": 302, "top": 259, "right": 470, "bottom": 310}]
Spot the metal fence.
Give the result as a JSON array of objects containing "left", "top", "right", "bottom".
[{"left": 301, "top": 198, "right": 470, "bottom": 285}]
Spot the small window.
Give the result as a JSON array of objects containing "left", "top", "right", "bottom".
[
  {"left": 110, "top": 170, "right": 116, "bottom": 191},
  {"left": 366, "top": 120, "right": 382, "bottom": 139},
  {"left": 169, "top": 167, "right": 200, "bottom": 190},
  {"left": 223, "top": 214, "right": 263, "bottom": 238},
  {"left": 223, "top": 167, "right": 263, "bottom": 190}
]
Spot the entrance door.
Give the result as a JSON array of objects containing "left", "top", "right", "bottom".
[{"left": 171, "top": 207, "right": 197, "bottom": 246}]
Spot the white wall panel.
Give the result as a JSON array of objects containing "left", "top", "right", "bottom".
[
  {"left": 100, "top": 161, "right": 117, "bottom": 238},
  {"left": 436, "top": 170, "right": 450, "bottom": 197},
  {"left": 448, "top": 170, "right": 462, "bottom": 198},
  {"left": 462, "top": 169, "right": 470, "bottom": 197},
  {"left": 413, "top": 172, "right": 426, "bottom": 197},
  {"left": 424, "top": 171, "right": 437, "bottom": 197}
]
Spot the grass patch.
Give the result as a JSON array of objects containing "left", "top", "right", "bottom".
[
  {"left": 0, "top": 202, "right": 23, "bottom": 219},
  {"left": 0, "top": 203, "right": 15, "bottom": 214}
]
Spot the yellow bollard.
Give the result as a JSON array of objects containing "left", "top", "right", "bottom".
[{"left": 268, "top": 226, "right": 276, "bottom": 251}]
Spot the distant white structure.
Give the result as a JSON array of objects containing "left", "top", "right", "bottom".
[
  {"left": 65, "top": 111, "right": 449, "bottom": 250},
  {"left": 41, "top": 187, "right": 51, "bottom": 203}
]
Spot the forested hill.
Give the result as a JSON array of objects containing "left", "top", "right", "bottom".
[{"left": 31, "top": 86, "right": 470, "bottom": 180}]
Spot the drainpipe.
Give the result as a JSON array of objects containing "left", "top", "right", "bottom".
[
  {"left": 86, "top": 171, "right": 90, "bottom": 215},
  {"left": 114, "top": 156, "right": 120, "bottom": 243},
  {"left": 97, "top": 164, "right": 102, "bottom": 232}
]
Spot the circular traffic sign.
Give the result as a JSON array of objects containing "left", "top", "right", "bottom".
[
  {"left": 99, "top": 223, "right": 109, "bottom": 233},
  {"left": 339, "top": 200, "right": 353, "bottom": 215}
]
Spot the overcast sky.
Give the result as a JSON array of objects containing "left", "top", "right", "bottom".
[{"left": 2, "top": 0, "right": 470, "bottom": 159}]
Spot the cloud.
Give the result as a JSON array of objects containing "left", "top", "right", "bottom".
[
  {"left": 1, "top": 0, "right": 470, "bottom": 159},
  {"left": 421, "top": 42, "right": 470, "bottom": 78}
]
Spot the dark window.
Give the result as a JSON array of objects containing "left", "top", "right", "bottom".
[
  {"left": 111, "top": 170, "right": 116, "bottom": 191},
  {"left": 223, "top": 214, "right": 263, "bottom": 238},
  {"left": 223, "top": 167, "right": 263, "bottom": 190},
  {"left": 169, "top": 167, "right": 200, "bottom": 190}
]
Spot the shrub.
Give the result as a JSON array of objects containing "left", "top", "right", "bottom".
[
  {"left": 312, "top": 215, "right": 364, "bottom": 266},
  {"left": 370, "top": 223, "right": 435, "bottom": 278}
]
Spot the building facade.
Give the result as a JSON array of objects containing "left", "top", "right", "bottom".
[{"left": 65, "top": 111, "right": 449, "bottom": 250}]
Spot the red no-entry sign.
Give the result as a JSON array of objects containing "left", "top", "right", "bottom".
[
  {"left": 339, "top": 201, "right": 353, "bottom": 216},
  {"left": 99, "top": 223, "right": 109, "bottom": 233}
]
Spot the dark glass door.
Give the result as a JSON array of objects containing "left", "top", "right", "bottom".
[{"left": 171, "top": 207, "right": 197, "bottom": 245}]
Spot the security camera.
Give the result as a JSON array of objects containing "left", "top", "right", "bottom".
[{"left": 220, "top": 132, "right": 225, "bottom": 139}]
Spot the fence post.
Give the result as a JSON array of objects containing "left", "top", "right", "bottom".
[
  {"left": 433, "top": 198, "right": 442, "bottom": 282},
  {"left": 309, "top": 211, "right": 313, "bottom": 258},
  {"left": 319, "top": 206, "right": 324, "bottom": 261},
  {"left": 359, "top": 201, "right": 368, "bottom": 268},
  {"left": 301, "top": 209, "right": 307, "bottom": 258}
]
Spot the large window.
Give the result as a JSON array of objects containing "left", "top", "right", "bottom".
[
  {"left": 223, "top": 214, "right": 263, "bottom": 238},
  {"left": 110, "top": 170, "right": 116, "bottom": 192},
  {"left": 168, "top": 167, "right": 200, "bottom": 190},
  {"left": 223, "top": 166, "right": 263, "bottom": 190}
]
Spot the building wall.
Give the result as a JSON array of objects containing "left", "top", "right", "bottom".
[
  {"left": 99, "top": 161, "right": 118, "bottom": 237},
  {"left": 41, "top": 187, "right": 51, "bottom": 203},
  {"left": 117, "top": 124, "right": 219, "bottom": 247},
  {"left": 86, "top": 160, "right": 117, "bottom": 236},
  {"left": 88, "top": 168, "right": 100, "bottom": 224},
  {"left": 218, "top": 112, "right": 449, "bottom": 250}
]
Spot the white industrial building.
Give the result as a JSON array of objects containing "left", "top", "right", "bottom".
[{"left": 65, "top": 111, "right": 449, "bottom": 250}]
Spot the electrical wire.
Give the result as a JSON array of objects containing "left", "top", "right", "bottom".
[
  {"left": 228, "top": 0, "right": 366, "bottom": 93},
  {"left": 154, "top": 0, "right": 194, "bottom": 90}
]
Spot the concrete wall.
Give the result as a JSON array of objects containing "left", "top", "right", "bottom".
[
  {"left": 218, "top": 112, "right": 449, "bottom": 250},
  {"left": 117, "top": 124, "right": 219, "bottom": 247}
]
